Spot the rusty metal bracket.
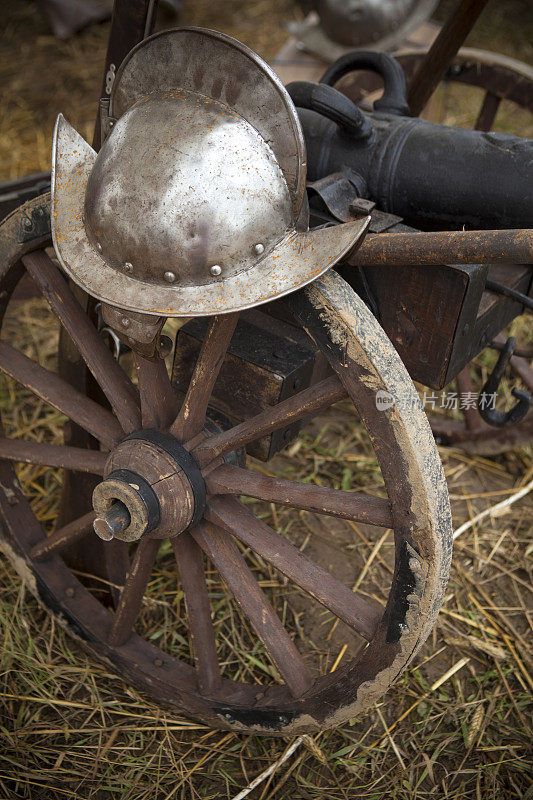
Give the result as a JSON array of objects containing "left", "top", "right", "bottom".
[
  {"left": 101, "top": 304, "right": 166, "bottom": 360},
  {"left": 18, "top": 202, "right": 51, "bottom": 244}
]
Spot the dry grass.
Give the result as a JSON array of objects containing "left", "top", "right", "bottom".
[
  {"left": 0, "top": 348, "right": 531, "bottom": 798},
  {"left": 0, "top": 0, "right": 532, "bottom": 798}
]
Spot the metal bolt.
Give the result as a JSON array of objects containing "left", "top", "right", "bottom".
[
  {"left": 93, "top": 501, "right": 131, "bottom": 541},
  {"left": 210, "top": 265, "right": 222, "bottom": 277},
  {"left": 121, "top": 316, "right": 130, "bottom": 328},
  {"left": 124, "top": 262, "right": 133, "bottom": 273},
  {"left": 253, "top": 243, "right": 265, "bottom": 256},
  {"left": 349, "top": 197, "right": 376, "bottom": 216},
  {"left": 164, "top": 271, "right": 177, "bottom": 283},
  {"left": 65, "top": 587, "right": 75, "bottom": 598},
  {"left": 154, "top": 658, "right": 163, "bottom": 667}
]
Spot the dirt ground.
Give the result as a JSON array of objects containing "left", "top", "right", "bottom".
[{"left": 0, "top": 0, "right": 532, "bottom": 798}]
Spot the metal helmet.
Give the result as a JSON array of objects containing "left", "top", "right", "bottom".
[
  {"left": 291, "top": 0, "right": 437, "bottom": 60},
  {"left": 52, "top": 27, "right": 369, "bottom": 317},
  {"left": 315, "top": 0, "right": 437, "bottom": 48}
]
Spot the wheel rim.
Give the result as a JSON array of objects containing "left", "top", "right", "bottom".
[{"left": 0, "top": 195, "right": 452, "bottom": 733}]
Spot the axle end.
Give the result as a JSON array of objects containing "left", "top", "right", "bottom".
[{"left": 93, "top": 501, "right": 131, "bottom": 541}]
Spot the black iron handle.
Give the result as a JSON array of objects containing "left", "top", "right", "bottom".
[
  {"left": 320, "top": 51, "right": 410, "bottom": 116},
  {"left": 478, "top": 337, "right": 531, "bottom": 427},
  {"left": 286, "top": 81, "right": 373, "bottom": 139}
]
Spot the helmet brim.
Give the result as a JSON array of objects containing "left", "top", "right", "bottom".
[{"left": 52, "top": 114, "right": 370, "bottom": 317}]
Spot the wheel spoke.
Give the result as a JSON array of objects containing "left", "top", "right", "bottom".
[
  {"left": 456, "top": 368, "right": 483, "bottom": 432},
  {"left": 208, "top": 497, "right": 382, "bottom": 641},
  {"left": 474, "top": 91, "right": 501, "bottom": 131},
  {"left": 0, "top": 341, "right": 123, "bottom": 448},
  {"left": 22, "top": 251, "right": 141, "bottom": 433},
  {"left": 172, "top": 532, "right": 221, "bottom": 694},
  {"left": 193, "top": 374, "right": 346, "bottom": 466},
  {"left": 134, "top": 353, "right": 179, "bottom": 430},
  {"left": 0, "top": 438, "right": 107, "bottom": 474},
  {"left": 30, "top": 511, "right": 96, "bottom": 561},
  {"left": 207, "top": 464, "right": 393, "bottom": 528},
  {"left": 192, "top": 522, "right": 314, "bottom": 698},
  {"left": 108, "top": 537, "right": 160, "bottom": 647},
  {"left": 170, "top": 314, "right": 239, "bottom": 442}
]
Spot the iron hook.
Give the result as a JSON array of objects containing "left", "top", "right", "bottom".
[{"left": 478, "top": 337, "right": 531, "bottom": 427}]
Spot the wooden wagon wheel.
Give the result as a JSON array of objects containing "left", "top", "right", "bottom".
[
  {"left": 0, "top": 194, "right": 452, "bottom": 733},
  {"left": 398, "top": 46, "right": 533, "bottom": 129}
]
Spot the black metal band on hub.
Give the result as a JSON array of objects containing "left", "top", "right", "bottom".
[
  {"left": 106, "top": 468, "right": 161, "bottom": 534},
  {"left": 124, "top": 429, "right": 207, "bottom": 531}
]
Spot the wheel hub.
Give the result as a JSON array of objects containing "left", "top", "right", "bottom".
[{"left": 92, "top": 429, "right": 206, "bottom": 542}]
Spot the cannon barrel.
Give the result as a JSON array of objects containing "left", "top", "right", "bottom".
[{"left": 297, "top": 107, "right": 533, "bottom": 230}]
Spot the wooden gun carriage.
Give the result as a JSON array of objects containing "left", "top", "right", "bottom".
[{"left": 0, "top": 0, "right": 530, "bottom": 735}]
